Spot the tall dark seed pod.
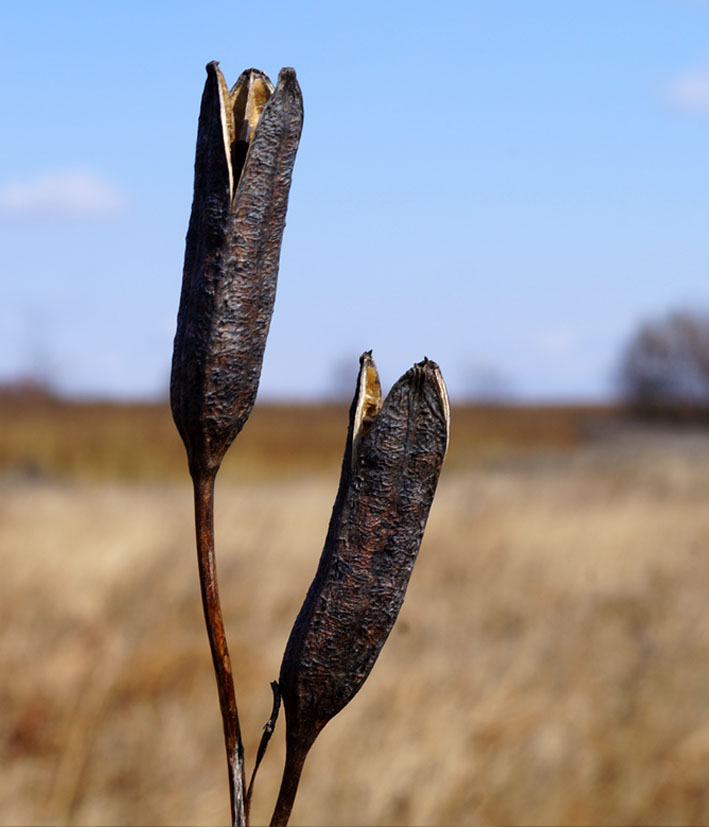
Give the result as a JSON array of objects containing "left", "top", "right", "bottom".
[
  {"left": 170, "top": 62, "right": 303, "bottom": 827},
  {"left": 271, "top": 353, "right": 450, "bottom": 827},
  {"left": 172, "top": 62, "right": 303, "bottom": 478}
]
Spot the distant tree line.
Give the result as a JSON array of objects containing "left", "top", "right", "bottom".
[{"left": 618, "top": 309, "right": 709, "bottom": 419}]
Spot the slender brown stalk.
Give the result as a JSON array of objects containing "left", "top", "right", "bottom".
[
  {"left": 270, "top": 731, "right": 314, "bottom": 827},
  {"left": 171, "top": 62, "right": 303, "bottom": 823},
  {"left": 193, "top": 471, "right": 245, "bottom": 826}
]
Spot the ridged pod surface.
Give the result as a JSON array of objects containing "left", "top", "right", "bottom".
[
  {"left": 272, "top": 353, "right": 450, "bottom": 826},
  {"left": 171, "top": 62, "right": 303, "bottom": 478}
]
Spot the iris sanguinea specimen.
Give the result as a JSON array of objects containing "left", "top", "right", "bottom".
[{"left": 170, "top": 62, "right": 303, "bottom": 827}]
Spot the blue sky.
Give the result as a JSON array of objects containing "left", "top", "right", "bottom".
[{"left": 1, "top": 0, "right": 709, "bottom": 401}]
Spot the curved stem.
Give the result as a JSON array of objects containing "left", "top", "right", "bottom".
[
  {"left": 193, "top": 472, "right": 246, "bottom": 826},
  {"left": 269, "top": 733, "right": 314, "bottom": 827}
]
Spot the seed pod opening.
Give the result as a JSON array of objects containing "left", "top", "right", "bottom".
[
  {"left": 171, "top": 62, "right": 304, "bottom": 478},
  {"left": 221, "top": 68, "right": 275, "bottom": 198},
  {"left": 351, "top": 350, "right": 383, "bottom": 469}
]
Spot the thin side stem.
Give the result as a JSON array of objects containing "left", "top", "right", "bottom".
[
  {"left": 245, "top": 681, "right": 281, "bottom": 822},
  {"left": 193, "top": 472, "right": 246, "bottom": 827}
]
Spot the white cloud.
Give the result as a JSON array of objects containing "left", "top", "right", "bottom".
[
  {"left": 666, "top": 63, "right": 709, "bottom": 112},
  {"left": 0, "top": 167, "right": 127, "bottom": 218}
]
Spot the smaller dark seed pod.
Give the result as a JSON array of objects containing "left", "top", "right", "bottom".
[
  {"left": 171, "top": 62, "right": 304, "bottom": 479},
  {"left": 271, "top": 352, "right": 450, "bottom": 826}
]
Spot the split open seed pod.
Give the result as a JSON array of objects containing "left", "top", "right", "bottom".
[
  {"left": 272, "top": 352, "right": 450, "bottom": 826},
  {"left": 171, "top": 62, "right": 303, "bottom": 479}
]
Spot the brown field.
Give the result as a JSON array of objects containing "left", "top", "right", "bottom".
[{"left": 2, "top": 399, "right": 709, "bottom": 825}]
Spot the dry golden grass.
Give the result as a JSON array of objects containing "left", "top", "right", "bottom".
[
  {"left": 0, "top": 397, "right": 598, "bottom": 481},
  {"left": 2, "top": 402, "right": 709, "bottom": 825}
]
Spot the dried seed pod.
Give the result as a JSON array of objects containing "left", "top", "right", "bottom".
[
  {"left": 171, "top": 62, "right": 304, "bottom": 478},
  {"left": 169, "top": 61, "right": 303, "bottom": 827},
  {"left": 271, "top": 352, "right": 450, "bottom": 826}
]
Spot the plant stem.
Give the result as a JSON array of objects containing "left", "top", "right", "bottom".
[
  {"left": 270, "top": 734, "right": 313, "bottom": 827},
  {"left": 193, "top": 472, "right": 246, "bottom": 827}
]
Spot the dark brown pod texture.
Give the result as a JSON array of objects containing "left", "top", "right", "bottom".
[
  {"left": 171, "top": 62, "right": 303, "bottom": 479},
  {"left": 271, "top": 352, "right": 450, "bottom": 826},
  {"left": 169, "top": 62, "right": 303, "bottom": 827}
]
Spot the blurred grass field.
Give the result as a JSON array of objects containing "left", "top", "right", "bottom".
[
  {"left": 2, "top": 397, "right": 709, "bottom": 825},
  {"left": 0, "top": 396, "right": 595, "bottom": 482}
]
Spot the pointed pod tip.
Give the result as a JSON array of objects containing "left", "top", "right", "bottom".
[
  {"left": 231, "top": 67, "right": 275, "bottom": 93},
  {"left": 278, "top": 66, "right": 297, "bottom": 83},
  {"left": 407, "top": 358, "right": 450, "bottom": 452},
  {"left": 204, "top": 61, "right": 228, "bottom": 97},
  {"left": 276, "top": 67, "right": 302, "bottom": 103},
  {"left": 206, "top": 62, "right": 274, "bottom": 94},
  {"left": 407, "top": 357, "right": 441, "bottom": 384}
]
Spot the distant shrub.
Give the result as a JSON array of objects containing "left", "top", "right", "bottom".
[
  {"left": 0, "top": 376, "right": 56, "bottom": 404},
  {"left": 618, "top": 309, "right": 709, "bottom": 418}
]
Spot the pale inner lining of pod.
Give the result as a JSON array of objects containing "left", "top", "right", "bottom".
[
  {"left": 232, "top": 75, "right": 273, "bottom": 143},
  {"left": 432, "top": 365, "right": 451, "bottom": 458},
  {"left": 216, "top": 68, "right": 236, "bottom": 200},
  {"left": 229, "top": 72, "right": 274, "bottom": 196},
  {"left": 216, "top": 68, "right": 275, "bottom": 200},
  {"left": 351, "top": 355, "right": 383, "bottom": 468}
]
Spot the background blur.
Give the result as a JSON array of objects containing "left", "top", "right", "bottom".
[
  {"left": 3, "top": 0, "right": 709, "bottom": 402},
  {"left": 2, "top": 1, "right": 709, "bottom": 825}
]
